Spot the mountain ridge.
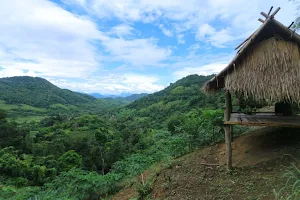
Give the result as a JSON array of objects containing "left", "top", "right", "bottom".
[
  {"left": 89, "top": 92, "right": 148, "bottom": 101},
  {"left": 0, "top": 76, "right": 95, "bottom": 108}
]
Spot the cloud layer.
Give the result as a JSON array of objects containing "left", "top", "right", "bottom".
[{"left": 0, "top": 0, "right": 297, "bottom": 94}]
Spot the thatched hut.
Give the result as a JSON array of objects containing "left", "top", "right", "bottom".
[{"left": 203, "top": 7, "right": 300, "bottom": 169}]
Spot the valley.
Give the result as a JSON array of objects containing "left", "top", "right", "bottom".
[
  {"left": 0, "top": 75, "right": 299, "bottom": 200},
  {"left": 1, "top": 1, "right": 300, "bottom": 200}
]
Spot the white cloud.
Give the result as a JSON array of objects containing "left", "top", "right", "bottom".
[
  {"left": 0, "top": 0, "right": 103, "bottom": 78},
  {"left": 49, "top": 74, "right": 165, "bottom": 94},
  {"left": 0, "top": 0, "right": 297, "bottom": 95},
  {"left": 0, "top": 68, "right": 37, "bottom": 78},
  {"left": 173, "top": 63, "right": 227, "bottom": 80},
  {"left": 70, "top": 0, "right": 296, "bottom": 47},
  {"left": 177, "top": 34, "right": 185, "bottom": 44},
  {"left": 101, "top": 38, "right": 171, "bottom": 66},
  {"left": 168, "top": 50, "right": 233, "bottom": 81},
  {"left": 159, "top": 24, "right": 173, "bottom": 37},
  {"left": 110, "top": 24, "right": 134, "bottom": 37},
  {"left": 187, "top": 43, "right": 201, "bottom": 53},
  {"left": 196, "top": 24, "right": 215, "bottom": 39},
  {"left": 0, "top": 0, "right": 172, "bottom": 78}
]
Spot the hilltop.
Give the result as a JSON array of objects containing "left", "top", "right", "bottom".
[
  {"left": 122, "top": 74, "right": 224, "bottom": 129},
  {"left": 89, "top": 93, "right": 148, "bottom": 101},
  {"left": 0, "top": 76, "right": 95, "bottom": 108}
]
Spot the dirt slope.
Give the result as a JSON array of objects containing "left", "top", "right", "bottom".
[{"left": 113, "top": 127, "right": 300, "bottom": 200}]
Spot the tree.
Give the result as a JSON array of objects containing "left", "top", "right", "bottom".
[
  {"left": 291, "top": 0, "right": 300, "bottom": 30},
  {"left": 0, "top": 109, "right": 7, "bottom": 122},
  {"left": 58, "top": 150, "right": 82, "bottom": 171}
]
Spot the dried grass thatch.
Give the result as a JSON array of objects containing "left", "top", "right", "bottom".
[{"left": 225, "top": 37, "right": 300, "bottom": 103}]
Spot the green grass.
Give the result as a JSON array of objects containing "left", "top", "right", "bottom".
[
  {"left": 0, "top": 100, "right": 47, "bottom": 113},
  {"left": 18, "top": 104, "right": 47, "bottom": 113},
  {"left": 12, "top": 116, "right": 46, "bottom": 123},
  {"left": 49, "top": 103, "right": 78, "bottom": 110},
  {"left": 0, "top": 100, "right": 18, "bottom": 110}
]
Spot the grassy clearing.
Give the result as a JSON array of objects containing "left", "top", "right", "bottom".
[
  {"left": 0, "top": 100, "right": 47, "bottom": 113},
  {"left": 0, "top": 100, "right": 18, "bottom": 111},
  {"left": 49, "top": 103, "right": 78, "bottom": 110},
  {"left": 13, "top": 115, "right": 46, "bottom": 123}
]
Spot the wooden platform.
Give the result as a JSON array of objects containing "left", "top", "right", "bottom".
[{"left": 224, "top": 112, "right": 300, "bottom": 127}]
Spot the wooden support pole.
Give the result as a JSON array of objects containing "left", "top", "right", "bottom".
[
  {"left": 224, "top": 91, "right": 232, "bottom": 121},
  {"left": 224, "top": 125, "right": 232, "bottom": 170},
  {"left": 224, "top": 91, "right": 232, "bottom": 170},
  {"left": 260, "top": 12, "right": 269, "bottom": 19}
]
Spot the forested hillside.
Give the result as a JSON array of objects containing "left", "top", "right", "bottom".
[
  {"left": 1, "top": 74, "right": 296, "bottom": 200},
  {"left": 122, "top": 75, "right": 224, "bottom": 128},
  {"left": 123, "top": 93, "right": 148, "bottom": 102},
  {"left": 0, "top": 77, "right": 131, "bottom": 121},
  {"left": 0, "top": 76, "right": 95, "bottom": 107},
  {"left": 0, "top": 74, "right": 231, "bottom": 199}
]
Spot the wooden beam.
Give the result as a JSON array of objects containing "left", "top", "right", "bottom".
[
  {"left": 224, "top": 121, "right": 300, "bottom": 127},
  {"left": 260, "top": 12, "right": 269, "bottom": 18},
  {"left": 224, "top": 91, "right": 232, "bottom": 170},
  {"left": 235, "top": 33, "right": 253, "bottom": 50},
  {"left": 270, "top": 7, "right": 280, "bottom": 18},
  {"left": 258, "top": 18, "right": 265, "bottom": 23},
  {"left": 288, "top": 22, "right": 294, "bottom": 29},
  {"left": 267, "top": 6, "right": 273, "bottom": 16},
  {"left": 272, "top": 19, "right": 300, "bottom": 42}
]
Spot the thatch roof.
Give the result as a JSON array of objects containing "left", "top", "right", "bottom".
[{"left": 203, "top": 7, "right": 300, "bottom": 103}]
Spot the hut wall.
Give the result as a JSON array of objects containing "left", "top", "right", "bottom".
[{"left": 225, "top": 37, "right": 300, "bottom": 103}]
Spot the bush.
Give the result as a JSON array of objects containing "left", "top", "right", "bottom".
[{"left": 58, "top": 150, "right": 82, "bottom": 171}]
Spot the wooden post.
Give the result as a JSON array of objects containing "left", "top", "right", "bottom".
[{"left": 224, "top": 91, "right": 232, "bottom": 170}]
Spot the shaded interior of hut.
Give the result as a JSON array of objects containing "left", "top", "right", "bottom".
[{"left": 233, "top": 92, "right": 300, "bottom": 116}]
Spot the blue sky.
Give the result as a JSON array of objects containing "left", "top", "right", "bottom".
[{"left": 0, "top": 0, "right": 297, "bottom": 94}]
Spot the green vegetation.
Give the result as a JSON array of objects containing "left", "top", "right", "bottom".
[
  {"left": 292, "top": 0, "right": 300, "bottom": 30},
  {"left": 0, "top": 74, "right": 298, "bottom": 199},
  {"left": 0, "top": 77, "right": 140, "bottom": 121},
  {"left": 0, "top": 74, "right": 229, "bottom": 199},
  {"left": 0, "top": 76, "right": 95, "bottom": 107},
  {"left": 274, "top": 154, "right": 300, "bottom": 200}
]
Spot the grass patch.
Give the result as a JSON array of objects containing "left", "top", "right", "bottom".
[
  {"left": 0, "top": 100, "right": 47, "bottom": 113},
  {"left": 13, "top": 116, "right": 46, "bottom": 123},
  {"left": 49, "top": 103, "right": 77, "bottom": 110}
]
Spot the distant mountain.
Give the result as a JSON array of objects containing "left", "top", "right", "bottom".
[
  {"left": 89, "top": 93, "right": 106, "bottom": 98},
  {"left": 119, "top": 93, "right": 133, "bottom": 97},
  {"left": 89, "top": 92, "right": 148, "bottom": 101},
  {"left": 124, "top": 93, "right": 148, "bottom": 102},
  {"left": 0, "top": 76, "right": 95, "bottom": 108},
  {"left": 125, "top": 74, "right": 224, "bottom": 128}
]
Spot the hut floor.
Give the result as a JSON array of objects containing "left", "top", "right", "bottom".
[{"left": 225, "top": 112, "right": 300, "bottom": 127}]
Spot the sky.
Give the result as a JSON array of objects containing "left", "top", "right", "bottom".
[{"left": 0, "top": 0, "right": 298, "bottom": 95}]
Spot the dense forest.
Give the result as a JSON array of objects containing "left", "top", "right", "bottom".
[
  {"left": 1, "top": 1, "right": 299, "bottom": 200},
  {"left": 0, "top": 77, "right": 148, "bottom": 121},
  {"left": 0, "top": 73, "right": 300, "bottom": 199},
  {"left": 0, "top": 74, "right": 234, "bottom": 199},
  {"left": 0, "top": 77, "right": 95, "bottom": 107}
]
